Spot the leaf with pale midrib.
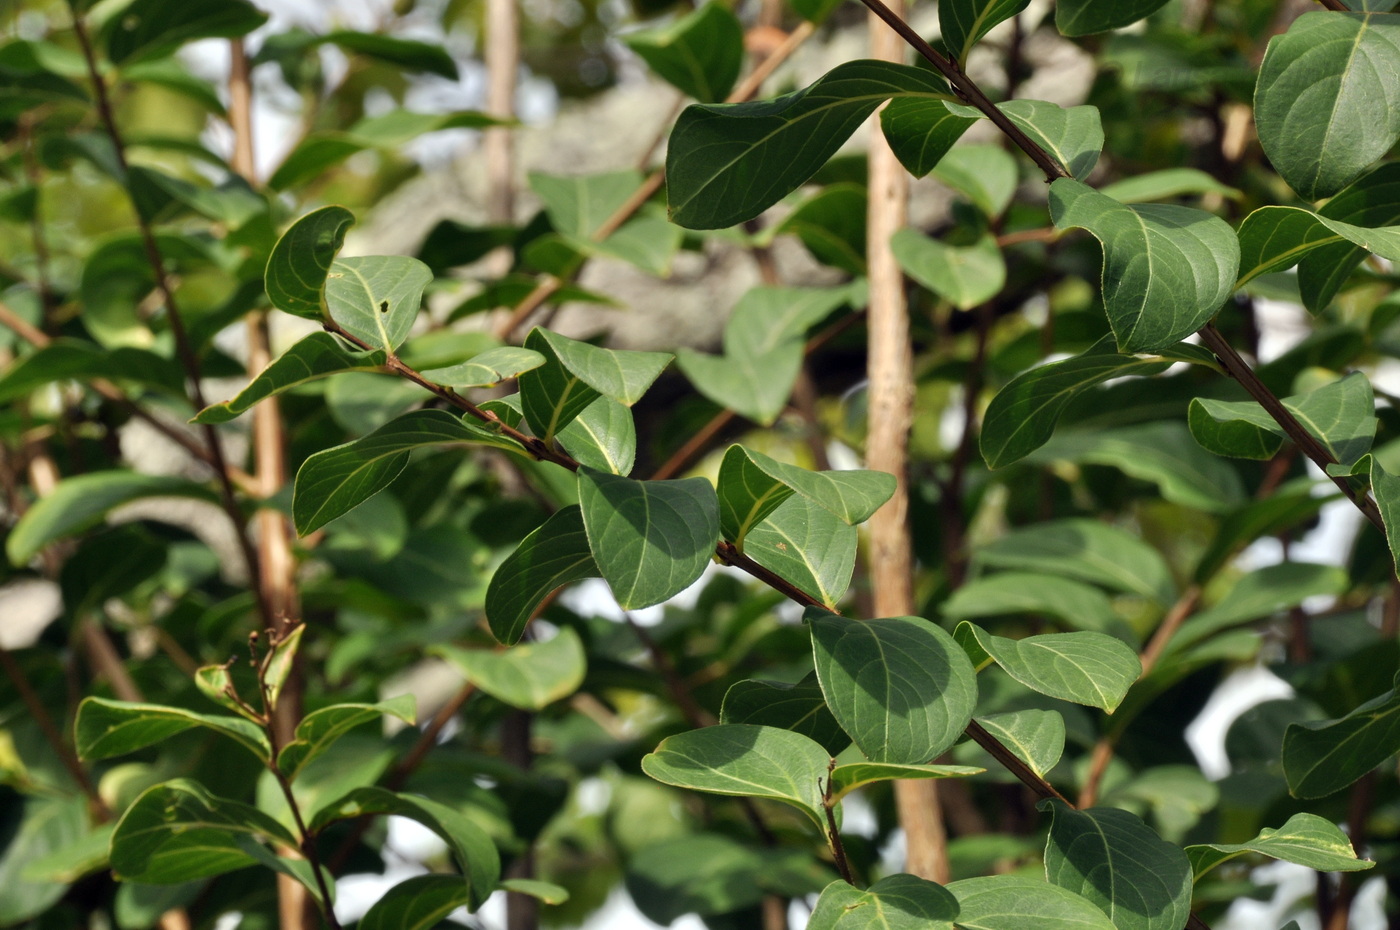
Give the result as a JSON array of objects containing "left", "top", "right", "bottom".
[
  {"left": 891, "top": 229, "right": 1005, "bottom": 310},
  {"left": 1189, "top": 371, "right": 1377, "bottom": 467},
  {"left": 1235, "top": 206, "right": 1400, "bottom": 288},
  {"left": 195, "top": 332, "right": 386, "bottom": 424},
  {"left": 1187, "top": 813, "right": 1374, "bottom": 879},
  {"left": 358, "top": 875, "right": 470, "bottom": 930},
  {"left": 622, "top": 3, "right": 743, "bottom": 103},
  {"left": 720, "top": 673, "right": 850, "bottom": 755},
  {"left": 956, "top": 624, "right": 1141, "bottom": 713},
  {"left": 829, "top": 762, "right": 983, "bottom": 801},
  {"left": 75, "top": 697, "right": 269, "bottom": 762},
  {"left": 974, "top": 710, "right": 1065, "bottom": 779},
  {"left": 277, "top": 695, "right": 416, "bottom": 778},
  {"left": 940, "top": 0, "right": 1032, "bottom": 62},
  {"left": 808, "top": 875, "right": 959, "bottom": 930},
  {"left": 486, "top": 506, "right": 598, "bottom": 645},
  {"left": 325, "top": 255, "right": 431, "bottom": 352},
  {"left": 265, "top": 205, "right": 355, "bottom": 320},
  {"left": 747, "top": 495, "right": 857, "bottom": 608},
  {"left": 419, "top": 346, "right": 545, "bottom": 388},
  {"left": 947, "top": 875, "right": 1116, "bottom": 930},
  {"left": 1282, "top": 671, "right": 1400, "bottom": 798}
]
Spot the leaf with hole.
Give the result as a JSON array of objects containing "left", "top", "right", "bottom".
[
  {"left": 810, "top": 609, "right": 978, "bottom": 764},
  {"left": 434, "top": 628, "right": 587, "bottom": 710},
  {"left": 325, "top": 256, "right": 431, "bottom": 353},
  {"left": 956, "top": 625, "right": 1141, "bottom": 713},
  {"left": 746, "top": 496, "right": 857, "bottom": 608},
  {"left": 1050, "top": 178, "right": 1238, "bottom": 352},
  {"left": 641, "top": 724, "right": 830, "bottom": 831}
]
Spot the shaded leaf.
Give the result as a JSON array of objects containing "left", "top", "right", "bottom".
[
  {"left": 974, "top": 519, "right": 1175, "bottom": 603},
  {"left": 941, "top": 0, "right": 1032, "bottom": 62},
  {"left": 676, "top": 342, "right": 804, "bottom": 426},
  {"left": 557, "top": 396, "right": 636, "bottom": 476},
  {"left": 775, "top": 184, "right": 869, "bottom": 273},
  {"left": 720, "top": 673, "right": 850, "bottom": 756},
  {"left": 1373, "top": 457, "right": 1400, "bottom": 576},
  {"left": 952, "top": 99, "right": 1103, "bottom": 180},
  {"left": 1169, "top": 563, "right": 1349, "bottom": 656},
  {"left": 486, "top": 505, "right": 599, "bottom": 645},
  {"left": 1235, "top": 205, "right": 1400, "bottom": 288},
  {"left": 0, "top": 340, "right": 184, "bottom": 404},
  {"left": 933, "top": 145, "right": 1020, "bottom": 217},
  {"left": 723, "top": 286, "right": 850, "bottom": 357},
  {"left": 1283, "top": 672, "right": 1400, "bottom": 798},
  {"left": 195, "top": 332, "right": 385, "bottom": 425},
  {"left": 1300, "top": 163, "right": 1400, "bottom": 310},
  {"left": 265, "top": 206, "right": 355, "bottom": 321},
  {"left": 75, "top": 697, "right": 269, "bottom": 762},
  {"left": 434, "top": 628, "right": 587, "bottom": 710},
  {"left": 358, "top": 875, "right": 470, "bottom": 930},
  {"left": 0, "top": 796, "right": 87, "bottom": 924},
  {"left": 105, "top": 0, "right": 267, "bottom": 65},
  {"left": 941, "top": 573, "right": 1123, "bottom": 637},
  {"left": 1099, "top": 168, "right": 1241, "bottom": 204},
  {"left": 948, "top": 875, "right": 1117, "bottom": 930},
  {"left": 891, "top": 230, "right": 1005, "bottom": 310},
  {"left": 829, "top": 762, "right": 983, "bottom": 801},
  {"left": 277, "top": 695, "right": 416, "bottom": 778},
  {"left": 1187, "top": 813, "right": 1374, "bottom": 879},
  {"left": 1189, "top": 372, "right": 1377, "bottom": 467},
  {"left": 520, "top": 328, "right": 671, "bottom": 438},
  {"left": 809, "top": 874, "right": 959, "bottom": 930},
  {"left": 955, "top": 624, "right": 1141, "bottom": 713},
  {"left": 323, "top": 30, "right": 457, "bottom": 79},
  {"left": 623, "top": 3, "right": 743, "bottom": 103},
  {"left": 880, "top": 99, "right": 978, "bottom": 179},
  {"left": 1055, "top": 0, "right": 1171, "bottom": 36}
]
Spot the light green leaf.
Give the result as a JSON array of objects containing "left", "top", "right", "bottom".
[
  {"left": 940, "top": 0, "right": 1032, "bottom": 62},
  {"left": 325, "top": 256, "right": 431, "bottom": 353},
  {"left": 519, "top": 328, "right": 671, "bottom": 439},
  {"left": 809, "top": 609, "right": 978, "bottom": 764},
  {"left": 499, "top": 879, "right": 570, "bottom": 904},
  {"left": 879, "top": 99, "right": 978, "bottom": 179},
  {"left": 530, "top": 170, "right": 644, "bottom": 241},
  {"left": 486, "top": 505, "right": 599, "bottom": 645},
  {"left": 722, "top": 286, "right": 850, "bottom": 357},
  {"left": 1055, "top": 0, "right": 1171, "bottom": 36},
  {"left": 1373, "top": 457, "right": 1400, "bottom": 576},
  {"left": 195, "top": 332, "right": 386, "bottom": 424},
  {"left": 1050, "top": 178, "right": 1238, "bottom": 352},
  {"left": 719, "top": 445, "right": 896, "bottom": 542},
  {"left": 293, "top": 410, "right": 504, "bottom": 534},
  {"left": 557, "top": 396, "right": 636, "bottom": 475},
  {"left": 1041, "top": 801, "right": 1192, "bottom": 930},
  {"left": 676, "top": 342, "right": 804, "bottom": 426},
  {"left": 974, "top": 100, "right": 1104, "bottom": 180},
  {"left": 1099, "top": 168, "right": 1241, "bottom": 204},
  {"left": 1236, "top": 205, "right": 1400, "bottom": 288},
  {"left": 1283, "top": 672, "right": 1400, "bottom": 798},
  {"left": 578, "top": 468, "right": 720, "bottom": 610},
  {"left": 720, "top": 673, "right": 850, "bottom": 756},
  {"left": 640, "top": 724, "right": 831, "bottom": 830},
  {"left": 420, "top": 347, "right": 545, "bottom": 388},
  {"left": 277, "top": 695, "right": 416, "bottom": 778},
  {"left": 746, "top": 496, "right": 857, "bottom": 608},
  {"left": 1254, "top": 12, "right": 1400, "bottom": 201},
  {"left": 434, "top": 628, "right": 586, "bottom": 710},
  {"left": 717, "top": 445, "right": 796, "bottom": 547},
  {"left": 1189, "top": 372, "right": 1377, "bottom": 467},
  {"left": 667, "top": 60, "right": 952, "bottom": 228},
  {"left": 891, "top": 230, "right": 1005, "bottom": 310},
  {"left": 265, "top": 205, "right": 356, "bottom": 321},
  {"left": 109, "top": 780, "right": 299, "bottom": 883},
  {"left": 942, "top": 573, "right": 1123, "bottom": 637},
  {"left": 974, "top": 710, "right": 1065, "bottom": 780},
  {"left": 7, "top": 472, "right": 216, "bottom": 566},
  {"left": 809, "top": 875, "right": 959, "bottom": 930},
  {"left": 1168, "top": 563, "right": 1349, "bottom": 656},
  {"left": 980, "top": 338, "right": 1174, "bottom": 468},
  {"left": 974, "top": 518, "right": 1175, "bottom": 603},
  {"left": 955, "top": 625, "right": 1141, "bottom": 713},
  {"left": 358, "top": 875, "right": 470, "bottom": 930},
  {"left": 311, "top": 788, "right": 499, "bottom": 907},
  {"left": 1187, "top": 813, "right": 1374, "bottom": 879},
  {"left": 75, "top": 697, "right": 270, "bottom": 762},
  {"left": 933, "top": 145, "right": 1020, "bottom": 218},
  {"left": 1031, "top": 421, "right": 1246, "bottom": 512},
  {"left": 947, "top": 875, "right": 1117, "bottom": 930},
  {"left": 623, "top": 3, "right": 743, "bottom": 103},
  {"left": 829, "top": 762, "right": 983, "bottom": 802},
  {"left": 106, "top": 0, "right": 267, "bottom": 65}
]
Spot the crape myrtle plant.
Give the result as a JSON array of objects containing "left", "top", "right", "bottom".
[{"left": 5, "top": 0, "right": 1400, "bottom": 928}]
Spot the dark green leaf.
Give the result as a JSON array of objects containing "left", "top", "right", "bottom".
[
  {"left": 0, "top": 340, "right": 184, "bottom": 404},
  {"left": 0, "top": 796, "right": 87, "bottom": 924},
  {"left": 277, "top": 695, "right": 416, "bottom": 778},
  {"left": 809, "top": 874, "right": 959, "bottom": 930},
  {"left": 879, "top": 99, "right": 978, "bottom": 179},
  {"left": 520, "top": 328, "right": 671, "bottom": 439},
  {"left": 641, "top": 724, "right": 830, "bottom": 830},
  {"left": 420, "top": 347, "right": 545, "bottom": 388},
  {"left": 75, "top": 697, "right": 270, "bottom": 762},
  {"left": 809, "top": 609, "right": 978, "bottom": 764},
  {"left": 973, "top": 518, "right": 1175, "bottom": 603},
  {"left": 1055, "top": 0, "right": 1171, "bottom": 36},
  {"left": 947, "top": 875, "right": 1117, "bottom": 930},
  {"left": 195, "top": 332, "right": 386, "bottom": 424},
  {"left": 829, "top": 762, "right": 982, "bottom": 801},
  {"left": 1283, "top": 672, "right": 1400, "bottom": 798},
  {"left": 358, "top": 875, "right": 470, "bottom": 930},
  {"left": 1299, "top": 163, "right": 1400, "bottom": 310},
  {"left": 1050, "top": 178, "right": 1239, "bottom": 352},
  {"left": 955, "top": 625, "right": 1141, "bottom": 712},
  {"left": 434, "top": 628, "right": 587, "bottom": 710},
  {"left": 105, "top": 0, "right": 268, "bottom": 65},
  {"left": 667, "top": 60, "right": 952, "bottom": 228},
  {"left": 1235, "top": 205, "right": 1400, "bottom": 288},
  {"left": 940, "top": 0, "right": 1032, "bottom": 62},
  {"left": 1186, "top": 813, "right": 1374, "bottom": 879},
  {"left": 955, "top": 99, "right": 1103, "bottom": 180},
  {"left": 722, "top": 285, "right": 850, "bottom": 357},
  {"left": 720, "top": 673, "right": 850, "bottom": 755},
  {"left": 486, "top": 505, "right": 599, "bottom": 644},
  {"left": 265, "top": 206, "right": 356, "bottom": 321},
  {"left": 1374, "top": 458, "right": 1400, "bottom": 576},
  {"left": 775, "top": 184, "right": 869, "bottom": 274},
  {"left": 1254, "top": 12, "right": 1400, "bottom": 200},
  {"left": 624, "top": 3, "right": 743, "bottom": 102},
  {"left": 323, "top": 30, "right": 457, "bottom": 79},
  {"left": 1168, "top": 563, "right": 1349, "bottom": 656},
  {"left": 1189, "top": 372, "right": 1377, "bottom": 467},
  {"left": 578, "top": 468, "right": 720, "bottom": 609}
]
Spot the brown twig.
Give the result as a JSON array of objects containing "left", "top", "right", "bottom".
[{"left": 824, "top": 761, "right": 856, "bottom": 884}]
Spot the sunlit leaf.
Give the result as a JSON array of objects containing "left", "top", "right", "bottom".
[
  {"left": 434, "top": 628, "right": 587, "bottom": 710},
  {"left": 1187, "top": 813, "right": 1374, "bottom": 879},
  {"left": 947, "top": 875, "right": 1116, "bottom": 930},
  {"left": 956, "top": 624, "right": 1141, "bottom": 713},
  {"left": 809, "top": 874, "right": 959, "bottom": 930},
  {"left": 265, "top": 205, "right": 355, "bottom": 321}
]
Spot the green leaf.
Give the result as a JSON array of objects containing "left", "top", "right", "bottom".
[
  {"left": 942, "top": 573, "right": 1123, "bottom": 637},
  {"left": 195, "top": 332, "right": 386, "bottom": 424},
  {"left": 323, "top": 30, "right": 457, "bottom": 79},
  {"left": 358, "top": 875, "right": 471, "bottom": 930},
  {"left": 980, "top": 338, "right": 1174, "bottom": 468},
  {"left": 975, "top": 710, "right": 1066, "bottom": 780},
  {"left": 974, "top": 518, "right": 1175, "bottom": 603},
  {"left": 519, "top": 328, "right": 671, "bottom": 439},
  {"left": 277, "top": 695, "right": 416, "bottom": 778},
  {"left": 325, "top": 256, "right": 431, "bottom": 353},
  {"left": 747, "top": 496, "right": 857, "bottom": 608},
  {"left": 1234, "top": 204, "right": 1400, "bottom": 289},
  {"left": 558, "top": 396, "right": 636, "bottom": 475},
  {"left": 486, "top": 505, "right": 599, "bottom": 645},
  {"left": 1187, "top": 813, "right": 1374, "bottom": 879},
  {"left": 420, "top": 348, "right": 545, "bottom": 388},
  {"left": 809, "top": 609, "right": 978, "bottom": 764},
  {"left": 1031, "top": 421, "right": 1246, "bottom": 512},
  {"left": 829, "top": 762, "right": 983, "bottom": 802},
  {"left": 776, "top": 184, "right": 869, "bottom": 273},
  {"left": 434, "top": 628, "right": 586, "bottom": 710},
  {"left": 623, "top": 3, "right": 743, "bottom": 103},
  {"left": 265, "top": 205, "right": 356, "bottom": 321},
  {"left": 1099, "top": 168, "right": 1241, "bottom": 204},
  {"left": 640, "top": 724, "right": 831, "bottom": 830},
  {"left": 1168, "top": 562, "right": 1349, "bottom": 656},
  {"left": 676, "top": 342, "right": 804, "bottom": 426},
  {"left": 0, "top": 340, "right": 184, "bottom": 404},
  {"left": 717, "top": 445, "right": 796, "bottom": 547},
  {"left": 933, "top": 145, "right": 1020, "bottom": 217},
  {"left": 879, "top": 99, "right": 979, "bottom": 179},
  {"left": 1300, "top": 163, "right": 1400, "bottom": 310},
  {"left": 1049, "top": 178, "right": 1239, "bottom": 352},
  {"left": 6, "top": 472, "right": 215, "bottom": 566},
  {"left": 1040, "top": 801, "right": 1192, "bottom": 930},
  {"left": 75, "top": 697, "right": 270, "bottom": 762},
  {"left": 499, "top": 879, "right": 570, "bottom": 904},
  {"left": 809, "top": 874, "right": 959, "bottom": 930},
  {"left": 577, "top": 467, "right": 720, "bottom": 610},
  {"left": 720, "top": 673, "right": 851, "bottom": 756},
  {"left": 667, "top": 60, "right": 952, "bottom": 228},
  {"left": 955, "top": 625, "right": 1141, "bottom": 713},
  {"left": 891, "top": 230, "right": 1005, "bottom": 310},
  {"left": 1283, "top": 672, "right": 1400, "bottom": 798},
  {"left": 105, "top": 0, "right": 268, "bottom": 65},
  {"left": 1055, "top": 0, "right": 1171, "bottom": 36},
  {"left": 1187, "top": 399, "right": 1281, "bottom": 461},
  {"left": 293, "top": 410, "right": 505, "bottom": 534},
  {"left": 723, "top": 286, "right": 850, "bottom": 357},
  {"left": 109, "top": 779, "right": 299, "bottom": 883},
  {"left": 790, "top": 0, "right": 843, "bottom": 22},
  {"left": 1373, "top": 458, "right": 1400, "bottom": 576},
  {"left": 529, "top": 170, "right": 643, "bottom": 240},
  {"left": 311, "top": 788, "right": 499, "bottom": 907},
  {"left": 1188, "top": 372, "right": 1377, "bottom": 467},
  {"left": 947, "top": 875, "right": 1117, "bottom": 930},
  {"left": 0, "top": 796, "right": 87, "bottom": 924},
  {"left": 947, "top": 100, "right": 1104, "bottom": 181},
  {"left": 940, "top": 0, "right": 1032, "bottom": 62},
  {"left": 1254, "top": 12, "right": 1400, "bottom": 201}
]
